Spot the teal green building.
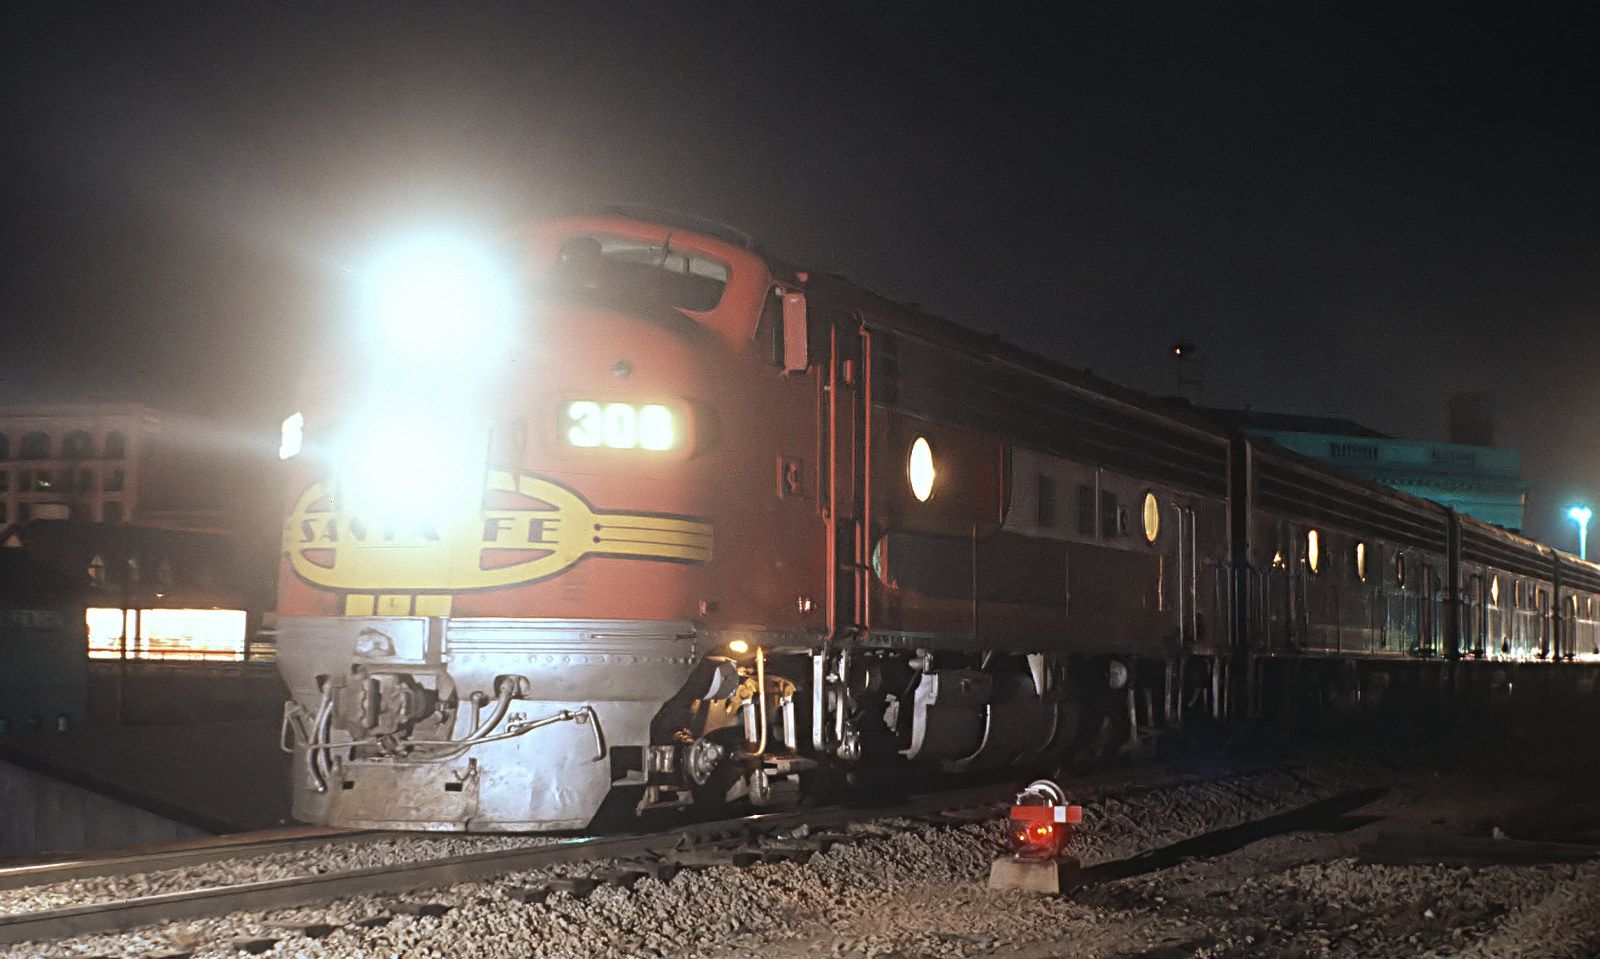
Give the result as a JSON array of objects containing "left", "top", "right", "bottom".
[{"left": 1200, "top": 410, "right": 1527, "bottom": 532}]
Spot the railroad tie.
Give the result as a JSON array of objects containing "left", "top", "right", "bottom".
[
  {"left": 622, "top": 858, "right": 681, "bottom": 882},
  {"left": 547, "top": 875, "right": 600, "bottom": 898}
]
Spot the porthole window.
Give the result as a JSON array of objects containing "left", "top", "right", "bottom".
[
  {"left": 1490, "top": 575, "right": 1500, "bottom": 605},
  {"left": 1141, "top": 492, "right": 1160, "bottom": 543},
  {"left": 907, "top": 436, "right": 936, "bottom": 503},
  {"left": 1306, "top": 529, "right": 1321, "bottom": 574},
  {"left": 1355, "top": 542, "right": 1367, "bottom": 581}
]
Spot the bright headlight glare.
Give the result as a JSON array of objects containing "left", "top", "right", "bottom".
[
  {"left": 333, "top": 411, "right": 487, "bottom": 527},
  {"left": 360, "top": 236, "right": 515, "bottom": 361}
]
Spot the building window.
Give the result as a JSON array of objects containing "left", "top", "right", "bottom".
[
  {"left": 18, "top": 503, "right": 31, "bottom": 523},
  {"left": 18, "top": 432, "right": 50, "bottom": 459},
  {"left": 17, "top": 469, "right": 30, "bottom": 492},
  {"left": 0, "top": 434, "right": 8, "bottom": 460},
  {"left": 0, "top": 471, "right": 7, "bottom": 493},
  {"left": 1037, "top": 475, "right": 1057, "bottom": 528},
  {"left": 102, "top": 501, "right": 122, "bottom": 523},
  {"left": 105, "top": 431, "right": 126, "bottom": 459},
  {"left": 63, "top": 431, "right": 94, "bottom": 458},
  {"left": 77, "top": 468, "right": 93, "bottom": 491},
  {"left": 34, "top": 471, "right": 55, "bottom": 492},
  {"left": 86, "top": 607, "right": 249, "bottom": 661},
  {"left": 1396, "top": 553, "right": 1407, "bottom": 587},
  {"left": 1490, "top": 575, "right": 1500, "bottom": 605},
  {"left": 1141, "top": 492, "right": 1161, "bottom": 543},
  {"left": 1355, "top": 542, "right": 1367, "bottom": 581},
  {"left": 105, "top": 469, "right": 125, "bottom": 492},
  {"left": 1306, "top": 529, "right": 1321, "bottom": 574},
  {"left": 0, "top": 503, "right": 6, "bottom": 523}
]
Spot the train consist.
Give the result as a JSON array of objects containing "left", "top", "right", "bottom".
[{"left": 275, "top": 209, "right": 1600, "bottom": 831}]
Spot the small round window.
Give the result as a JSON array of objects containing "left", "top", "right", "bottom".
[
  {"left": 1355, "top": 542, "right": 1367, "bottom": 581},
  {"left": 1141, "top": 492, "right": 1160, "bottom": 543},
  {"left": 907, "top": 437, "right": 936, "bottom": 503},
  {"left": 1306, "top": 529, "right": 1321, "bottom": 574}
]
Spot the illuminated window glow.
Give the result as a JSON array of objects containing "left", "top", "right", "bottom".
[
  {"left": 87, "top": 608, "right": 249, "bottom": 661},
  {"left": 1490, "top": 575, "right": 1500, "bottom": 605},
  {"left": 564, "top": 401, "right": 678, "bottom": 451},
  {"left": 1355, "top": 542, "right": 1367, "bottom": 581},
  {"left": 1141, "top": 492, "right": 1160, "bottom": 543},
  {"left": 1306, "top": 529, "right": 1321, "bottom": 574},
  {"left": 908, "top": 437, "right": 936, "bottom": 502}
]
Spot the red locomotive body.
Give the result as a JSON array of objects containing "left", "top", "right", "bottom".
[{"left": 274, "top": 208, "right": 1600, "bottom": 832}]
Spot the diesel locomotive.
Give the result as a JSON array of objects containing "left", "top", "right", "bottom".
[{"left": 275, "top": 209, "right": 1600, "bottom": 831}]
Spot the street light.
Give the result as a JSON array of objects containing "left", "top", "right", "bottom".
[{"left": 1569, "top": 505, "right": 1592, "bottom": 561}]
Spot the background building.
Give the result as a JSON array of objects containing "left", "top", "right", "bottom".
[
  {"left": 0, "top": 403, "right": 160, "bottom": 527},
  {"left": 0, "top": 403, "right": 277, "bottom": 660},
  {"left": 1200, "top": 403, "right": 1527, "bottom": 532}
]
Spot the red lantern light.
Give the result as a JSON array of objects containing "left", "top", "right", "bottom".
[{"left": 1005, "top": 780, "right": 1082, "bottom": 860}]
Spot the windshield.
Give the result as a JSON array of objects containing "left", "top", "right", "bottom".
[{"left": 549, "top": 232, "right": 728, "bottom": 313}]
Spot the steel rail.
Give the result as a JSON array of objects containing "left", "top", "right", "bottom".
[
  {"left": 0, "top": 829, "right": 388, "bottom": 893},
  {"left": 0, "top": 783, "right": 1014, "bottom": 947}
]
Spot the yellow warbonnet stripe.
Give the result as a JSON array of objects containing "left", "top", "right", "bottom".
[{"left": 284, "top": 469, "right": 712, "bottom": 597}]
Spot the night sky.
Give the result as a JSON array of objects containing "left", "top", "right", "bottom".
[{"left": 1, "top": 3, "right": 1596, "bottom": 543}]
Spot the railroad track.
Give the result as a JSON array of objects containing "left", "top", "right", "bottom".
[
  {"left": 0, "top": 756, "right": 1299, "bottom": 952},
  {"left": 0, "top": 828, "right": 390, "bottom": 893},
  {"left": 0, "top": 784, "right": 1015, "bottom": 949}
]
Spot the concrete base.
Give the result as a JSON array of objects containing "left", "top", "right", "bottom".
[{"left": 988, "top": 855, "right": 1081, "bottom": 895}]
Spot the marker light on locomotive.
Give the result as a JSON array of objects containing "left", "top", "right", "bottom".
[{"left": 279, "top": 411, "right": 304, "bottom": 460}]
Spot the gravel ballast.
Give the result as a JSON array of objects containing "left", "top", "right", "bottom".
[{"left": 5, "top": 733, "right": 1600, "bottom": 957}]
